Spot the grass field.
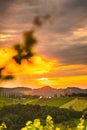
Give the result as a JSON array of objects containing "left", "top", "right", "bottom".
[
  {"left": 31, "top": 97, "right": 74, "bottom": 107},
  {"left": 14, "top": 97, "right": 74, "bottom": 107},
  {"left": 0, "top": 96, "right": 87, "bottom": 111},
  {"left": 0, "top": 96, "right": 74, "bottom": 107},
  {"left": 0, "top": 96, "right": 15, "bottom": 107},
  {"left": 61, "top": 97, "right": 87, "bottom": 111}
]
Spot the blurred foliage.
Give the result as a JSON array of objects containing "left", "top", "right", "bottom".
[
  {"left": 3, "top": 75, "right": 14, "bottom": 80},
  {"left": 0, "top": 67, "right": 14, "bottom": 81},
  {"left": 13, "top": 30, "right": 37, "bottom": 64},
  {"left": 33, "top": 14, "right": 51, "bottom": 27},
  {"left": 0, "top": 104, "right": 85, "bottom": 130},
  {"left": 21, "top": 115, "right": 60, "bottom": 130},
  {"left": 21, "top": 114, "right": 86, "bottom": 130},
  {"left": 0, "top": 122, "right": 7, "bottom": 130},
  {"left": 0, "top": 104, "right": 87, "bottom": 130},
  {"left": 0, "top": 30, "right": 37, "bottom": 79}
]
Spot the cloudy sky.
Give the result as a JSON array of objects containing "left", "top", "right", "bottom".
[{"left": 0, "top": 0, "right": 87, "bottom": 88}]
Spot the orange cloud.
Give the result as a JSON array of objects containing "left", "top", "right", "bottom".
[
  {"left": 0, "top": 48, "right": 16, "bottom": 68},
  {"left": 0, "top": 48, "right": 87, "bottom": 89},
  {"left": 14, "top": 75, "right": 87, "bottom": 89},
  {"left": 73, "top": 28, "right": 87, "bottom": 38},
  {"left": 0, "top": 48, "right": 57, "bottom": 76},
  {"left": 34, "top": 75, "right": 87, "bottom": 88},
  {"left": 0, "top": 34, "right": 12, "bottom": 42}
]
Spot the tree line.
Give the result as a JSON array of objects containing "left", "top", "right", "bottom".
[{"left": 0, "top": 104, "right": 87, "bottom": 130}]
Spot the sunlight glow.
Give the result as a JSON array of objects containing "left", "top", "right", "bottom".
[
  {"left": 73, "top": 28, "right": 87, "bottom": 37},
  {"left": 0, "top": 34, "right": 11, "bottom": 39},
  {"left": 0, "top": 47, "right": 87, "bottom": 89},
  {"left": 38, "top": 77, "right": 48, "bottom": 81}
]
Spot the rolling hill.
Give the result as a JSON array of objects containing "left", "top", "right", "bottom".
[
  {"left": 60, "top": 97, "right": 87, "bottom": 111},
  {"left": 0, "top": 96, "right": 87, "bottom": 111},
  {"left": 0, "top": 86, "right": 87, "bottom": 97}
]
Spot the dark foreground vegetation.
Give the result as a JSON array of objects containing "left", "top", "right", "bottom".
[{"left": 0, "top": 104, "right": 87, "bottom": 130}]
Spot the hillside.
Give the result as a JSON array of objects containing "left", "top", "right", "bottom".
[
  {"left": 0, "top": 86, "right": 87, "bottom": 97},
  {"left": 32, "top": 86, "right": 59, "bottom": 97},
  {"left": 21, "top": 97, "right": 74, "bottom": 107},
  {"left": 60, "top": 97, "right": 87, "bottom": 111},
  {"left": 0, "top": 87, "right": 32, "bottom": 97},
  {"left": 0, "top": 95, "right": 87, "bottom": 111}
]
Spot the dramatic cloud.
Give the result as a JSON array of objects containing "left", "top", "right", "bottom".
[
  {"left": 58, "top": 44, "right": 87, "bottom": 65},
  {"left": 38, "top": 43, "right": 87, "bottom": 65},
  {"left": 0, "top": 0, "right": 87, "bottom": 88},
  {"left": 65, "top": 0, "right": 87, "bottom": 10}
]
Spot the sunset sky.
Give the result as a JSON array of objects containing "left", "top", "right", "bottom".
[{"left": 0, "top": 0, "right": 87, "bottom": 88}]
